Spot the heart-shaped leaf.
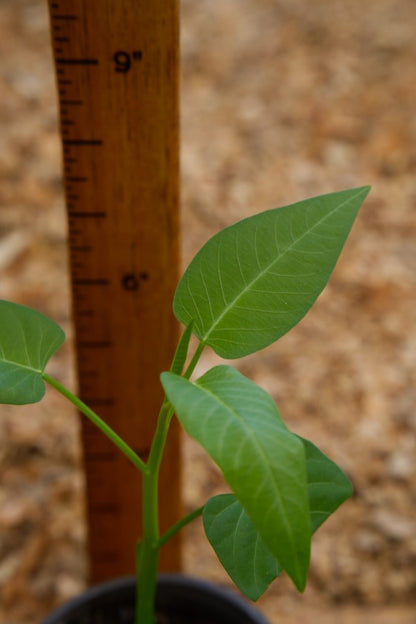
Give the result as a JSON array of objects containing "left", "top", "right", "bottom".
[
  {"left": 174, "top": 187, "right": 370, "bottom": 358},
  {"left": 161, "top": 365, "right": 310, "bottom": 591},
  {"left": 203, "top": 438, "right": 353, "bottom": 600},
  {"left": 0, "top": 300, "right": 65, "bottom": 404}
]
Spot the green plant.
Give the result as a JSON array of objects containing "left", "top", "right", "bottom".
[{"left": 0, "top": 186, "right": 369, "bottom": 623}]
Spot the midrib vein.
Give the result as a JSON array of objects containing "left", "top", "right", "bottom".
[{"left": 201, "top": 190, "right": 363, "bottom": 342}]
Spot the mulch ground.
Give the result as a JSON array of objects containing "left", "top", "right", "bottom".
[{"left": 0, "top": 1, "right": 415, "bottom": 623}]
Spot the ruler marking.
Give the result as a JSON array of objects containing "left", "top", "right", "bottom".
[
  {"left": 61, "top": 100, "right": 83, "bottom": 105},
  {"left": 48, "top": 0, "right": 181, "bottom": 581},
  {"left": 63, "top": 139, "right": 103, "bottom": 146},
  {"left": 52, "top": 14, "right": 78, "bottom": 20},
  {"left": 56, "top": 58, "right": 99, "bottom": 66},
  {"left": 71, "top": 246, "right": 92, "bottom": 252},
  {"left": 69, "top": 212, "right": 106, "bottom": 218},
  {"left": 90, "top": 504, "right": 121, "bottom": 513},
  {"left": 91, "top": 552, "right": 121, "bottom": 564}
]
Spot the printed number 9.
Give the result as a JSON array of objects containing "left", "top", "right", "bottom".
[{"left": 114, "top": 51, "right": 131, "bottom": 73}]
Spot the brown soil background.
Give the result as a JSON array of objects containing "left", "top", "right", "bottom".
[{"left": 0, "top": 1, "right": 415, "bottom": 622}]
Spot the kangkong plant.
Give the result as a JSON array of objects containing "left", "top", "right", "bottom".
[{"left": 0, "top": 187, "right": 370, "bottom": 623}]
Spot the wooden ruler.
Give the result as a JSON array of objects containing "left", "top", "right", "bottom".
[{"left": 47, "top": 1, "right": 181, "bottom": 582}]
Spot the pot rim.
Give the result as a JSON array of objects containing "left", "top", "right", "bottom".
[{"left": 41, "top": 573, "right": 270, "bottom": 624}]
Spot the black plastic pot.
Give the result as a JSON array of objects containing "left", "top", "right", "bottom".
[{"left": 42, "top": 574, "right": 270, "bottom": 624}]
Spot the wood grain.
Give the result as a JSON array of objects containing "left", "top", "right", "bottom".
[{"left": 47, "top": 0, "right": 181, "bottom": 582}]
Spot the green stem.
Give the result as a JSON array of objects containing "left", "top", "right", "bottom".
[
  {"left": 134, "top": 340, "right": 205, "bottom": 621},
  {"left": 136, "top": 473, "right": 160, "bottom": 624},
  {"left": 43, "top": 373, "right": 147, "bottom": 475},
  {"left": 159, "top": 506, "right": 204, "bottom": 548},
  {"left": 183, "top": 340, "right": 205, "bottom": 379},
  {"left": 136, "top": 400, "right": 174, "bottom": 624}
]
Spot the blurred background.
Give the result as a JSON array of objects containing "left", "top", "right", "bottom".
[{"left": 0, "top": 1, "right": 415, "bottom": 622}]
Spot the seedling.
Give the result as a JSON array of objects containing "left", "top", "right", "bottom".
[{"left": 0, "top": 187, "right": 369, "bottom": 623}]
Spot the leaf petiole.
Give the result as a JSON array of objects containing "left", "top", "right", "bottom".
[
  {"left": 43, "top": 373, "right": 148, "bottom": 474},
  {"left": 158, "top": 505, "right": 205, "bottom": 548},
  {"left": 183, "top": 340, "right": 205, "bottom": 379}
]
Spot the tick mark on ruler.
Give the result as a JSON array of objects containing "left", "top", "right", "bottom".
[
  {"left": 77, "top": 310, "right": 94, "bottom": 318},
  {"left": 63, "top": 139, "right": 103, "bottom": 146},
  {"left": 72, "top": 245, "right": 92, "bottom": 252},
  {"left": 52, "top": 15, "right": 78, "bottom": 20},
  {"left": 69, "top": 212, "right": 106, "bottom": 218},
  {"left": 91, "top": 503, "right": 120, "bottom": 514},
  {"left": 93, "top": 552, "right": 120, "bottom": 564},
  {"left": 57, "top": 58, "right": 99, "bottom": 66}
]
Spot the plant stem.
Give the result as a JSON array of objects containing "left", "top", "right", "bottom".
[
  {"left": 135, "top": 337, "right": 206, "bottom": 622},
  {"left": 183, "top": 340, "right": 205, "bottom": 379},
  {"left": 136, "top": 472, "right": 160, "bottom": 624},
  {"left": 136, "top": 400, "right": 174, "bottom": 624},
  {"left": 158, "top": 505, "right": 204, "bottom": 548},
  {"left": 42, "top": 373, "right": 147, "bottom": 474}
]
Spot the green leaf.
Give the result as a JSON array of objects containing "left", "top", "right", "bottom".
[
  {"left": 301, "top": 436, "right": 353, "bottom": 532},
  {"left": 203, "top": 439, "right": 353, "bottom": 600},
  {"left": 174, "top": 187, "right": 370, "bottom": 358},
  {"left": 161, "top": 365, "right": 310, "bottom": 591},
  {"left": 0, "top": 300, "right": 65, "bottom": 404},
  {"left": 203, "top": 494, "right": 281, "bottom": 601}
]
